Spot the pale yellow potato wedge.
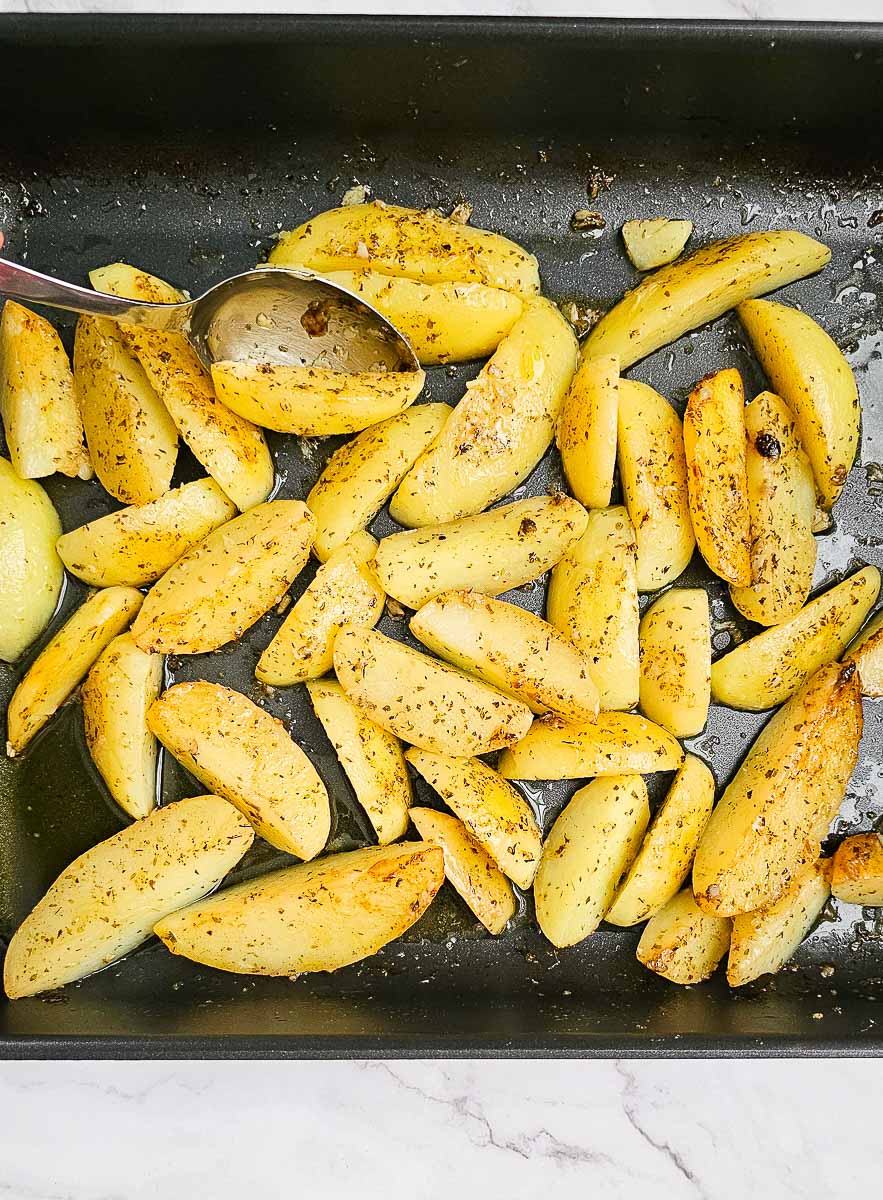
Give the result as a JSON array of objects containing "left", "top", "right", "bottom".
[
  {"left": 621, "top": 218, "right": 693, "bottom": 271},
  {"left": 4, "top": 795, "right": 254, "bottom": 999},
  {"left": 727, "top": 857, "right": 830, "bottom": 986},
  {"left": 637, "top": 889, "right": 731, "bottom": 984},
  {"left": 6, "top": 586, "right": 143, "bottom": 756},
  {"left": 154, "top": 842, "right": 444, "bottom": 976},
  {"left": 693, "top": 661, "right": 862, "bottom": 916},
  {"left": 307, "top": 402, "right": 451, "bottom": 561},
  {"left": 390, "top": 298, "right": 577, "bottom": 526},
  {"left": 607, "top": 755, "right": 715, "bottom": 927},
  {"left": 410, "top": 590, "right": 599, "bottom": 723},
  {"left": 148, "top": 681, "right": 330, "bottom": 859},
  {"left": 269, "top": 202, "right": 541, "bottom": 294},
  {"left": 334, "top": 625, "right": 533, "bottom": 758},
  {"left": 639, "top": 587, "right": 711, "bottom": 738},
  {"left": 585, "top": 230, "right": 831, "bottom": 369},
  {"left": 497, "top": 711, "right": 684, "bottom": 780},
  {"left": 546, "top": 506, "right": 639, "bottom": 711},
  {"left": 132, "top": 500, "right": 315, "bottom": 655},
  {"left": 0, "top": 459, "right": 63, "bottom": 663},
  {"left": 374, "top": 495, "right": 588, "bottom": 610},
  {"left": 307, "top": 679, "right": 410, "bottom": 845},
  {"left": 738, "top": 298, "right": 859, "bottom": 509},
  {"left": 90, "top": 262, "right": 182, "bottom": 305},
  {"left": 617, "top": 380, "right": 695, "bottom": 591},
  {"left": 845, "top": 610, "right": 883, "bottom": 698},
  {"left": 830, "top": 833, "right": 883, "bottom": 906},
  {"left": 683, "top": 368, "right": 751, "bottom": 585},
  {"left": 534, "top": 775, "right": 649, "bottom": 947},
  {"left": 81, "top": 632, "right": 163, "bottom": 820},
  {"left": 409, "top": 807, "right": 515, "bottom": 934},
  {"left": 404, "top": 748, "right": 542, "bottom": 889},
  {"left": 712, "top": 566, "right": 881, "bottom": 711},
  {"left": 56, "top": 477, "right": 236, "bottom": 588},
  {"left": 730, "top": 391, "right": 818, "bottom": 626},
  {"left": 556, "top": 352, "right": 619, "bottom": 510},
  {"left": 0, "top": 300, "right": 91, "bottom": 480}
]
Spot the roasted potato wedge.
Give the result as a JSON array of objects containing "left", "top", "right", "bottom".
[
  {"left": 0, "top": 459, "right": 63, "bottom": 663},
  {"left": 639, "top": 587, "right": 711, "bottom": 738},
  {"left": 148, "top": 681, "right": 330, "bottom": 859},
  {"left": 556, "top": 352, "right": 619, "bottom": 511},
  {"left": 498, "top": 711, "right": 684, "bottom": 780},
  {"left": 621, "top": 218, "right": 692, "bottom": 271},
  {"left": 830, "top": 834, "right": 883, "bottom": 905},
  {"left": 637, "top": 889, "right": 731, "bottom": 984},
  {"left": 534, "top": 775, "right": 649, "bottom": 947},
  {"left": 845, "top": 610, "right": 883, "bottom": 698}
]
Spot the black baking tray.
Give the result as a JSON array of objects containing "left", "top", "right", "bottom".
[{"left": 1, "top": 15, "right": 882, "bottom": 1059}]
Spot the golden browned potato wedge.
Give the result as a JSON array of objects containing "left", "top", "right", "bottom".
[
  {"left": 738, "top": 298, "right": 859, "bottom": 509},
  {"left": 683, "top": 368, "right": 751, "bottom": 586},
  {"left": 269, "top": 202, "right": 541, "bottom": 294},
  {"left": 56, "top": 477, "right": 236, "bottom": 588},
  {"left": 637, "top": 890, "right": 731, "bottom": 984},
  {"left": 639, "top": 588, "right": 711, "bottom": 738},
  {"left": 6, "top": 586, "right": 143, "bottom": 756},
  {"left": 404, "top": 748, "right": 542, "bottom": 888},
  {"left": 307, "top": 402, "right": 451, "bottom": 560},
  {"left": 409, "top": 807, "right": 515, "bottom": 934},
  {"left": 556, "top": 352, "right": 619, "bottom": 510},
  {"left": 307, "top": 678, "right": 410, "bottom": 845},
  {"left": 845, "top": 610, "right": 883, "bottom": 698},
  {"left": 693, "top": 661, "right": 862, "bottom": 917},
  {"left": 154, "top": 842, "right": 444, "bottom": 976},
  {"left": 730, "top": 391, "right": 817, "bottom": 626},
  {"left": 497, "top": 711, "right": 684, "bottom": 780},
  {"left": 621, "top": 218, "right": 692, "bottom": 271},
  {"left": 830, "top": 834, "right": 883, "bottom": 905},
  {"left": 585, "top": 230, "right": 830, "bottom": 369},
  {"left": 410, "top": 590, "right": 599, "bottom": 723},
  {"left": 534, "top": 775, "right": 649, "bottom": 947},
  {"left": 81, "top": 632, "right": 163, "bottom": 820},
  {"left": 0, "top": 300, "right": 91, "bottom": 480},
  {"left": 132, "top": 500, "right": 315, "bottom": 655},
  {"left": 606, "top": 755, "right": 715, "bottom": 927},
  {"left": 712, "top": 566, "right": 881, "bottom": 711},
  {"left": 727, "top": 857, "right": 830, "bottom": 986},
  {"left": 546, "top": 506, "right": 639, "bottom": 711},
  {"left": 617, "top": 380, "right": 695, "bottom": 591},
  {"left": 0, "top": 459, "right": 63, "bottom": 663},
  {"left": 390, "top": 298, "right": 577, "bottom": 526},
  {"left": 148, "top": 681, "right": 330, "bottom": 859},
  {"left": 374, "top": 495, "right": 588, "bottom": 610},
  {"left": 4, "top": 794, "right": 254, "bottom": 999},
  {"left": 334, "top": 626, "right": 533, "bottom": 757},
  {"left": 90, "top": 262, "right": 182, "bottom": 305}
]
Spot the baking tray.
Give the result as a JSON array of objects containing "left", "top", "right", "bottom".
[{"left": 0, "top": 14, "right": 882, "bottom": 1059}]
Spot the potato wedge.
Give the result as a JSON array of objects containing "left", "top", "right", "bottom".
[
  {"left": 556, "top": 352, "right": 619, "bottom": 510},
  {"left": 727, "top": 857, "right": 830, "bottom": 986},
  {"left": 81, "top": 632, "right": 163, "bottom": 820},
  {"left": 307, "top": 679, "right": 410, "bottom": 845},
  {"left": 132, "top": 500, "right": 315, "bottom": 655},
  {"left": 845, "top": 610, "right": 883, "bottom": 698},
  {"left": 639, "top": 588, "right": 711, "bottom": 738},
  {"left": 269, "top": 201, "right": 541, "bottom": 294},
  {"left": 56, "top": 477, "right": 236, "bottom": 588},
  {"left": 404, "top": 748, "right": 542, "bottom": 888},
  {"left": 410, "top": 590, "right": 599, "bottom": 723},
  {"left": 307, "top": 402, "right": 451, "bottom": 561},
  {"left": 730, "top": 391, "right": 817, "bottom": 626},
  {"left": 497, "top": 711, "right": 684, "bottom": 780},
  {"left": 6, "top": 586, "right": 143, "bottom": 756},
  {"left": 409, "top": 807, "right": 515, "bottom": 934},
  {"left": 4, "top": 794, "right": 254, "bottom": 999},
  {"left": 738, "top": 298, "right": 859, "bottom": 509},
  {"left": 693, "top": 661, "right": 862, "bottom": 916},
  {"left": 534, "top": 775, "right": 649, "bottom": 947},
  {"left": 374, "top": 495, "right": 588, "bottom": 610},
  {"left": 90, "top": 262, "right": 182, "bottom": 305},
  {"left": 607, "top": 755, "right": 715, "bottom": 927},
  {"left": 334, "top": 625, "right": 533, "bottom": 758},
  {"left": 154, "top": 842, "right": 444, "bottom": 976},
  {"left": 683, "top": 368, "right": 751, "bottom": 585},
  {"left": 712, "top": 566, "right": 881, "bottom": 711},
  {"left": 390, "top": 298, "right": 577, "bottom": 526},
  {"left": 546, "top": 506, "right": 640, "bottom": 711},
  {"left": 830, "top": 834, "right": 883, "bottom": 905},
  {"left": 585, "top": 230, "right": 831, "bottom": 369},
  {"left": 617, "top": 380, "right": 695, "bottom": 591},
  {"left": 148, "top": 681, "right": 330, "bottom": 859},
  {"left": 621, "top": 218, "right": 692, "bottom": 271},
  {"left": 637, "top": 890, "right": 731, "bottom": 984},
  {"left": 0, "top": 459, "right": 63, "bottom": 663},
  {"left": 0, "top": 300, "right": 91, "bottom": 480}
]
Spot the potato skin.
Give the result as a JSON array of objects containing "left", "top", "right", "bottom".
[
  {"left": 830, "top": 834, "right": 883, "bottom": 906},
  {"left": 0, "top": 459, "right": 63, "bottom": 663},
  {"left": 498, "top": 711, "right": 684, "bottom": 781},
  {"left": 844, "top": 609, "right": 883, "bottom": 698},
  {"left": 556, "top": 352, "right": 619, "bottom": 511},
  {"left": 639, "top": 587, "right": 710, "bottom": 738},
  {"left": 637, "top": 889, "right": 731, "bottom": 984}
]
